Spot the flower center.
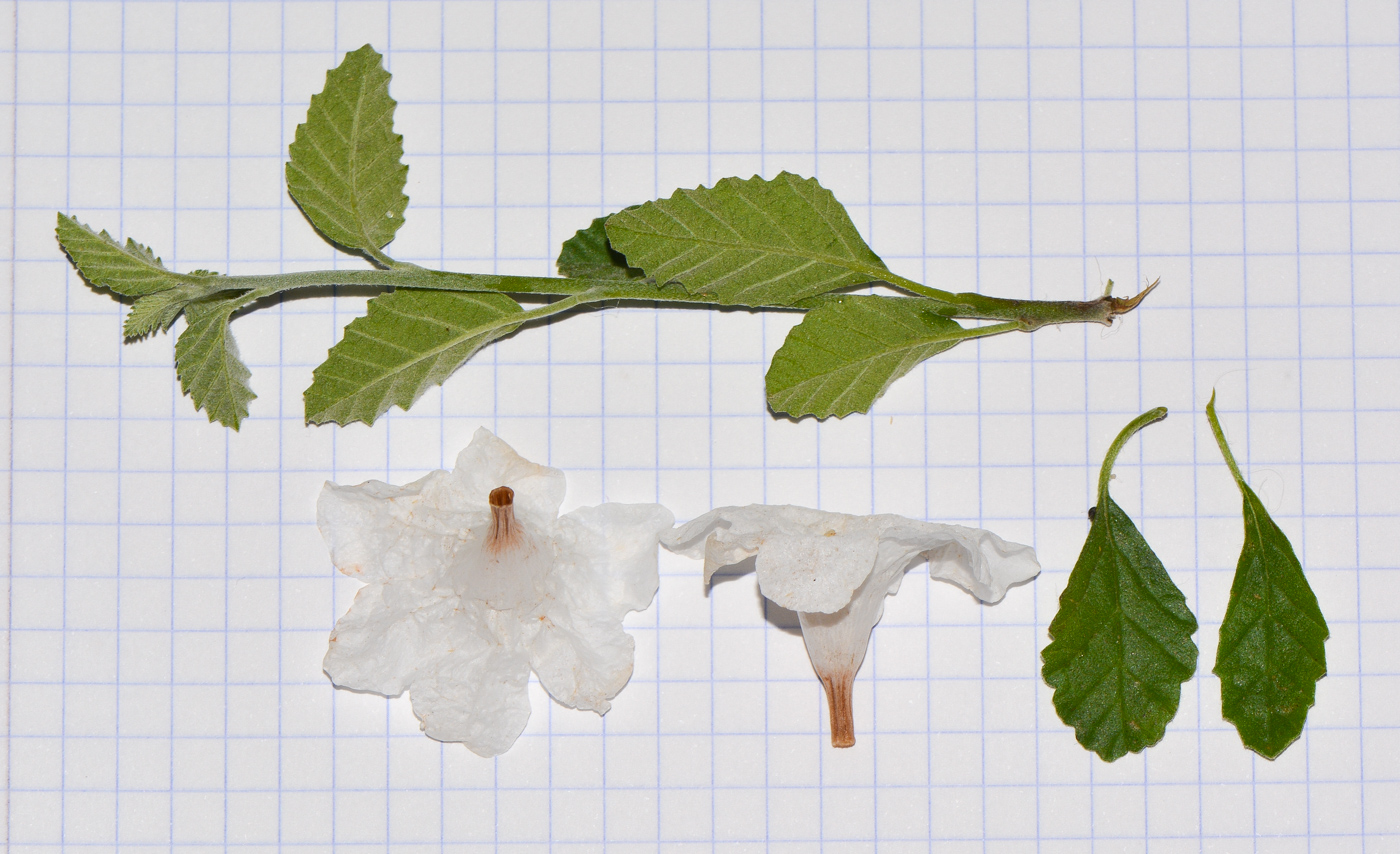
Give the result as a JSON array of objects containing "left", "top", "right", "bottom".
[
  {"left": 448, "top": 484, "right": 552, "bottom": 613},
  {"left": 487, "top": 486, "right": 520, "bottom": 553}
]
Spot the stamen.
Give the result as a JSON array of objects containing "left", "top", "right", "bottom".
[{"left": 487, "top": 486, "right": 520, "bottom": 553}]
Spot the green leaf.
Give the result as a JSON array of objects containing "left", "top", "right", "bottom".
[
  {"left": 605, "top": 172, "right": 889, "bottom": 307},
  {"left": 286, "top": 44, "right": 408, "bottom": 260},
  {"left": 124, "top": 273, "right": 229, "bottom": 340},
  {"left": 175, "top": 295, "right": 258, "bottom": 429},
  {"left": 1042, "top": 408, "right": 1199, "bottom": 762},
  {"left": 557, "top": 214, "right": 646, "bottom": 280},
  {"left": 765, "top": 295, "right": 974, "bottom": 419},
  {"left": 304, "top": 289, "right": 524, "bottom": 426},
  {"left": 56, "top": 213, "right": 187, "bottom": 297},
  {"left": 1206, "top": 392, "right": 1328, "bottom": 759},
  {"left": 125, "top": 288, "right": 197, "bottom": 339}
]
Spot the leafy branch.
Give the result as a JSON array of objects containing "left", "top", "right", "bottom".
[{"left": 57, "top": 44, "right": 1156, "bottom": 429}]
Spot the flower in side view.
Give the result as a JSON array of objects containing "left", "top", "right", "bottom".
[
  {"left": 663, "top": 505, "right": 1039, "bottom": 747},
  {"left": 318, "top": 427, "right": 673, "bottom": 757}
]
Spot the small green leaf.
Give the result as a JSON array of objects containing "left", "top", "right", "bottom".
[
  {"left": 56, "top": 214, "right": 187, "bottom": 297},
  {"left": 1207, "top": 392, "right": 1328, "bottom": 759},
  {"left": 557, "top": 214, "right": 646, "bottom": 280},
  {"left": 175, "top": 295, "right": 258, "bottom": 429},
  {"left": 124, "top": 288, "right": 198, "bottom": 340},
  {"left": 605, "top": 172, "right": 889, "bottom": 307},
  {"left": 1042, "top": 408, "right": 1199, "bottom": 762},
  {"left": 286, "top": 44, "right": 408, "bottom": 260},
  {"left": 304, "top": 289, "right": 524, "bottom": 426},
  {"left": 123, "top": 273, "right": 228, "bottom": 340},
  {"left": 765, "top": 295, "right": 974, "bottom": 419}
]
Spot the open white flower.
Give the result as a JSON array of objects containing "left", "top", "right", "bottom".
[
  {"left": 663, "top": 505, "right": 1039, "bottom": 747},
  {"left": 319, "top": 428, "right": 673, "bottom": 757}
]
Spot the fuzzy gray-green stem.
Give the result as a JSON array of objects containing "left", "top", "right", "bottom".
[{"left": 184, "top": 266, "right": 1158, "bottom": 326}]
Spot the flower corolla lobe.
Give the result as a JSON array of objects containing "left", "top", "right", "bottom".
[
  {"left": 664, "top": 504, "right": 1039, "bottom": 747},
  {"left": 319, "top": 428, "right": 673, "bottom": 757}
]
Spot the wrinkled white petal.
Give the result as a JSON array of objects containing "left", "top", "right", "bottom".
[
  {"left": 881, "top": 521, "right": 1041, "bottom": 604},
  {"left": 530, "top": 615, "right": 635, "bottom": 715},
  {"left": 319, "top": 428, "right": 668, "bottom": 756},
  {"left": 322, "top": 577, "right": 457, "bottom": 696},
  {"left": 554, "top": 504, "right": 675, "bottom": 617},
  {"left": 664, "top": 505, "right": 882, "bottom": 613},
  {"left": 318, "top": 472, "right": 470, "bottom": 582},
  {"left": 409, "top": 616, "right": 534, "bottom": 757},
  {"left": 531, "top": 503, "right": 674, "bottom": 711},
  {"left": 452, "top": 427, "right": 566, "bottom": 529}
]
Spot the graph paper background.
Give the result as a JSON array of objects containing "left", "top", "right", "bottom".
[{"left": 4, "top": 0, "right": 1400, "bottom": 849}]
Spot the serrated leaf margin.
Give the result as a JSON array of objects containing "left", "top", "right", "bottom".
[{"left": 285, "top": 44, "right": 409, "bottom": 259}]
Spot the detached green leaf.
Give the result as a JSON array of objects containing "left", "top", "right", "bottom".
[
  {"left": 286, "top": 44, "right": 408, "bottom": 260},
  {"left": 1206, "top": 392, "right": 1328, "bottom": 759},
  {"left": 557, "top": 214, "right": 646, "bottom": 280},
  {"left": 56, "top": 214, "right": 188, "bottom": 296},
  {"left": 175, "top": 295, "right": 258, "bottom": 429},
  {"left": 605, "top": 172, "right": 888, "bottom": 307},
  {"left": 766, "top": 295, "right": 978, "bottom": 419},
  {"left": 1042, "top": 408, "right": 1199, "bottom": 762},
  {"left": 304, "top": 289, "right": 524, "bottom": 426}
]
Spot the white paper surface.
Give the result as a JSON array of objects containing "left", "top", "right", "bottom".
[{"left": 4, "top": 0, "right": 1399, "bottom": 848}]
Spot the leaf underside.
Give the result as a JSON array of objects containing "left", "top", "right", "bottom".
[
  {"left": 286, "top": 44, "right": 408, "bottom": 257},
  {"left": 557, "top": 214, "right": 646, "bottom": 280},
  {"left": 304, "top": 289, "right": 524, "bottom": 426},
  {"left": 175, "top": 296, "right": 257, "bottom": 429},
  {"left": 605, "top": 171, "right": 888, "bottom": 307},
  {"left": 56, "top": 213, "right": 186, "bottom": 297},
  {"left": 765, "top": 295, "right": 968, "bottom": 419},
  {"left": 124, "top": 287, "right": 198, "bottom": 339},
  {"left": 1042, "top": 494, "right": 1199, "bottom": 762},
  {"left": 1209, "top": 437, "right": 1328, "bottom": 758}
]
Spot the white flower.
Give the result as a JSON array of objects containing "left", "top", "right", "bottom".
[
  {"left": 663, "top": 505, "right": 1039, "bottom": 747},
  {"left": 318, "top": 428, "right": 674, "bottom": 757}
]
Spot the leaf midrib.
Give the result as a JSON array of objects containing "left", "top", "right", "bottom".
[
  {"left": 319, "top": 303, "right": 517, "bottom": 386},
  {"left": 1055, "top": 512, "right": 1191, "bottom": 746},
  {"left": 770, "top": 303, "right": 954, "bottom": 395},
  {"left": 1219, "top": 495, "right": 1327, "bottom": 679},
  {"left": 624, "top": 224, "right": 889, "bottom": 283}
]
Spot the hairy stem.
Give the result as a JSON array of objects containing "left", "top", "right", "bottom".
[{"left": 189, "top": 266, "right": 1159, "bottom": 326}]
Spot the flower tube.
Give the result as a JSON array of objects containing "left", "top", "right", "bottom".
[
  {"left": 318, "top": 428, "right": 673, "bottom": 757},
  {"left": 663, "top": 505, "right": 1039, "bottom": 747}
]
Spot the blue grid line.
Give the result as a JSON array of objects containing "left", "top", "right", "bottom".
[{"left": 4, "top": 0, "right": 1398, "bottom": 849}]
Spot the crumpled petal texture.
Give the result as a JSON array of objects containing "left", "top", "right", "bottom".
[
  {"left": 532, "top": 503, "right": 675, "bottom": 713},
  {"left": 663, "top": 504, "right": 1040, "bottom": 614},
  {"left": 319, "top": 427, "right": 673, "bottom": 757}
]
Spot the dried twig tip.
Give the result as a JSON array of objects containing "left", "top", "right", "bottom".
[{"left": 1105, "top": 277, "right": 1160, "bottom": 320}]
